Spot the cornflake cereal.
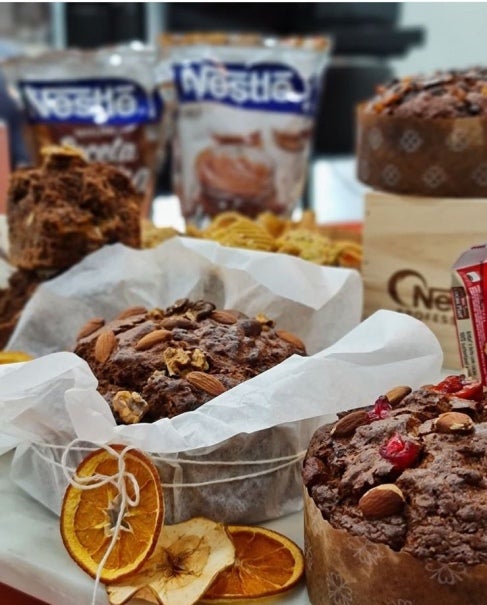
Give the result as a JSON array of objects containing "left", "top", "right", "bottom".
[{"left": 142, "top": 210, "right": 362, "bottom": 270}]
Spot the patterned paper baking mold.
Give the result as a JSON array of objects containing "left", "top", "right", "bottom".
[
  {"left": 304, "top": 491, "right": 487, "bottom": 605},
  {"left": 356, "top": 105, "right": 487, "bottom": 197}
]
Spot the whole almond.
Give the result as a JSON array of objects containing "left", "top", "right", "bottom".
[
  {"left": 77, "top": 317, "right": 105, "bottom": 340},
  {"left": 359, "top": 484, "right": 405, "bottom": 519},
  {"left": 385, "top": 385, "right": 412, "bottom": 407},
  {"left": 94, "top": 329, "right": 116, "bottom": 363},
  {"left": 211, "top": 310, "right": 238, "bottom": 325},
  {"left": 186, "top": 371, "right": 227, "bottom": 396},
  {"left": 117, "top": 306, "right": 147, "bottom": 320},
  {"left": 331, "top": 409, "right": 369, "bottom": 438},
  {"left": 276, "top": 329, "right": 306, "bottom": 350},
  {"left": 135, "top": 329, "right": 172, "bottom": 351},
  {"left": 161, "top": 317, "right": 197, "bottom": 330},
  {"left": 434, "top": 411, "right": 475, "bottom": 434}
]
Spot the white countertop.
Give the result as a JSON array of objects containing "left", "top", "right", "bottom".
[{"left": 0, "top": 450, "right": 311, "bottom": 605}]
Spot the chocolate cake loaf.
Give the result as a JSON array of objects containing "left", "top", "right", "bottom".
[
  {"left": 0, "top": 268, "right": 55, "bottom": 348},
  {"left": 303, "top": 374, "right": 487, "bottom": 605},
  {"left": 0, "top": 145, "right": 142, "bottom": 347},
  {"left": 74, "top": 298, "right": 306, "bottom": 423},
  {"left": 8, "top": 145, "right": 141, "bottom": 271}
]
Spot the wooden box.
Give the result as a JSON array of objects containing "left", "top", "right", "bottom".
[{"left": 362, "top": 191, "right": 487, "bottom": 369}]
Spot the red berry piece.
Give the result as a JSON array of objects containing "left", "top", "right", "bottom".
[
  {"left": 367, "top": 395, "right": 392, "bottom": 422},
  {"left": 379, "top": 433, "right": 422, "bottom": 471},
  {"left": 430, "top": 375, "right": 483, "bottom": 401}
]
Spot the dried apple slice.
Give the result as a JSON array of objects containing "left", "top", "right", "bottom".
[{"left": 106, "top": 517, "right": 235, "bottom": 605}]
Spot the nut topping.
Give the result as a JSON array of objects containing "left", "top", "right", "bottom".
[
  {"left": 163, "top": 347, "right": 209, "bottom": 376},
  {"left": 239, "top": 319, "right": 262, "bottom": 337},
  {"left": 77, "top": 317, "right": 105, "bottom": 340},
  {"left": 94, "top": 329, "right": 116, "bottom": 363},
  {"left": 117, "top": 306, "right": 147, "bottom": 320},
  {"left": 385, "top": 386, "right": 412, "bottom": 407},
  {"left": 276, "top": 330, "right": 306, "bottom": 351},
  {"left": 211, "top": 310, "right": 238, "bottom": 325},
  {"left": 359, "top": 484, "right": 405, "bottom": 519},
  {"left": 184, "top": 300, "right": 216, "bottom": 321},
  {"left": 135, "top": 329, "right": 172, "bottom": 351},
  {"left": 160, "top": 317, "right": 198, "bottom": 330},
  {"left": 330, "top": 410, "right": 369, "bottom": 438},
  {"left": 186, "top": 371, "right": 227, "bottom": 396},
  {"left": 434, "top": 411, "right": 475, "bottom": 434},
  {"left": 255, "top": 313, "right": 274, "bottom": 328},
  {"left": 112, "top": 390, "right": 149, "bottom": 424}
]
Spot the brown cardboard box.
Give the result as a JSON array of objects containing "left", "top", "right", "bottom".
[{"left": 362, "top": 191, "right": 487, "bottom": 369}]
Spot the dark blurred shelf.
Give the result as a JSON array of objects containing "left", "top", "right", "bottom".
[{"left": 330, "top": 25, "right": 424, "bottom": 57}]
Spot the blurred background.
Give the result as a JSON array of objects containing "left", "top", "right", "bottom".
[{"left": 0, "top": 2, "right": 484, "bottom": 223}]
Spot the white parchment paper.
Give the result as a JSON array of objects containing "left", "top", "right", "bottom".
[
  {"left": 7, "top": 236, "right": 362, "bottom": 356},
  {"left": 0, "top": 237, "right": 443, "bottom": 523}
]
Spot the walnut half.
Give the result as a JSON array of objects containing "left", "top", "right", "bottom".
[{"left": 112, "top": 390, "right": 149, "bottom": 424}]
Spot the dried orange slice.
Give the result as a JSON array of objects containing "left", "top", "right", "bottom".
[
  {"left": 60, "top": 445, "right": 164, "bottom": 584},
  {"left": 203, "top": 525, "right": 304, "bottom": 602},
  {"left": 0, "top": 350, "right": 33, "bottom": 364}
]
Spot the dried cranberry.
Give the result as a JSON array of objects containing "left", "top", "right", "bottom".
[
  {"left": 379, "top": 433, "right": 422, "bottom": 471},
  {"left": 367, "top": 395, "right": 392, "bottom": 422},
  {"left": 430, "top": 375, "right": 483, "bottom": 402}
]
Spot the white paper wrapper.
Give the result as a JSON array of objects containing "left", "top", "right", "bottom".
[
  {"left": 0, "top": 237, "right": 443, "bottom": 524},
  {"left": 6, "top": 236, "right": 362, "bottom": 356},
  {"left": 0, "top": 310, "right": 443, "bottom": 524}
]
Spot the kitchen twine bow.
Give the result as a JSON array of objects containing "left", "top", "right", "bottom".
[
  {"left": 40, "top": 441, "right": 306, "bottom": 486},
  {"left": 61, "top": 438, "right": 140, "bottom": 605},
  {"left": 55, "top": 438, "right": 306, "bottom": 604}
]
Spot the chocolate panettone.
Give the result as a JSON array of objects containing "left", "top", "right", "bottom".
[
  {"left": 365, "top": 67, "right": 487, "bottom": 119},
  {"left": 7, "top": 146, "right": 141, "bottom": 271},
  {"left": 74, "top": 298, "right": 306, "bottom": 423},
  {"left": 303, "top": 375, "right": 487, "bottom": 605}
]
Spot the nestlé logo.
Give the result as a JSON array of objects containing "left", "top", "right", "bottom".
[
  {"left": 387, "top": 269, "right": 452, "bottom": 324},
  {"left": 20, "top": 78, "right": 161, "bottom": 125},
  {"left": 174, "top": 60, "right": 310, "bottom": 113}
]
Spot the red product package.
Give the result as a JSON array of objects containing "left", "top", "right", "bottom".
[{"left": 451, "top": 243, "right": 487, "bottom": 383}]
